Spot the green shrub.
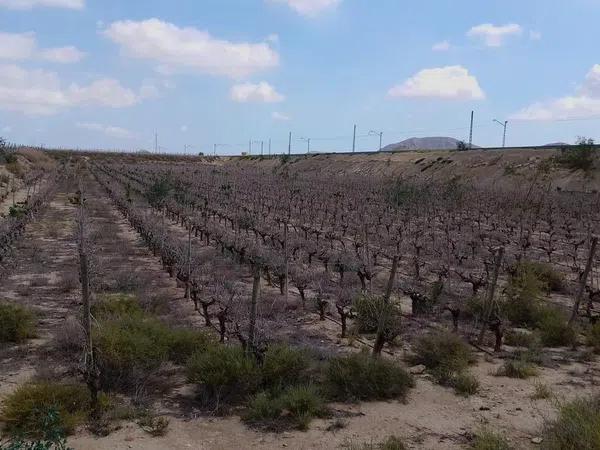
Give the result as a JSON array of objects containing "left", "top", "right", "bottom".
[
  {"left": 186, "top": 345, "right": 260, "bottom": 406},
  {"left": 279, "top": 385, "right": 326, "bottom": 430},
  {"left": 452, "top": 371, "right": 480, "bottom": 397},
  {"left": 325, "top": 352, "right": 414, "bottom": 402},
  {"left": 8, "top": 205, "right": 27, "bottom": 218},
  {"left": 1, "top": 383, "right": 91, "bottom": 437},
  {"left": 353, "top": 295, "right": 401, "bottom": 336},
  {"left": 91, "top": 294, "right": 143, "bottom": 320},
  {"left": 543, "top": 395, "right": 600, "bottom": 449},
  {"left": 465, "top": 296, "right": 485, "bottom": 319},
  {"left": 495, "top": 357, "right": 537, "bottom": 379},
  {"left": 244, "top": 391, "right": 283, "bottom": 424},
  {"left": 504, "top": 329, "right": 538, "bottom": 348},
  {"left": 261, "top": 344, "right": 311, "bottom": 390},
  {"left": 537, "top": 308, "right": 576, "bottom": 347},
  {"left": 138, "top": 415, "right": 170, "bottom": 437},
  {"left": 244, "top": 385, "right": 326, "bottom": 431},
  {"left": 503, "top": 264, "right": 547, "bottom": 327},
  {"left": 93, "top": 316, "right": 172, "bottom": 390},
  {"left": 167, "top": 328, "right": 213, "bottom": 364},
  {"left": 554, "top": 138, "right": 597, "bottom": 172},
  {"left": 353, "top": 295, "right": 381, "bottom": 333},
  {"left": 531, "top": 382, "right": 552, "bottom": 400},
  {"left": 0, "top": 408, "right": 70, "bottom": 450},
  {"left": 520, "top": 261, "right": 565, "bottom": 292},
  {"left": 411, "top": 331, "right": 473, "bottom": 374},
  {"left": 343, "top": 436, "right": 407, "bottom": 450},
  {"left": 587, "top": 322, "right": 600, "bottom": 353},
  {"left": 471, "top": 429, "right": 511, "bottom": 450},
  {"left": 0, "top": 303, "right": 36, "bottom": 343}
]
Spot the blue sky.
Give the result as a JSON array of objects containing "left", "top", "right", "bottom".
[{"left": 0, "top": 0, "right": 599, "bottom": 154}]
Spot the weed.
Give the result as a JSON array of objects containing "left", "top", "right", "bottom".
[
  {"left": 261, "top": 344, "right": 311, "bottom": 390},
  {"left": 495, "top": 357, "right": 538, "bottom": 379},
  {"left": 543, "top": 395, "right": 600, "bottom": 449},
  {"left": 452, "top": 371, "right": 480, "bottom": 397},
  {"left": 167, "top": 328, "right": 213, "bottom": 364},
  {"left": 1, "top": 383, "right": 91, "bottom": 437},
  {"left": 138, "top": 415, "right": 169, "bottom": 437},
  {"left": 342, "top": 436, "right": 407, "bottom": 450},
  {"left": 186, "top": 345, "right": 260, "bottom": 407},
  {"left": 411, "top": 331, "right": 473, "bottom": 374},
  {"left": 531, "top": 382, "right": 552, "bottom": 400},
  {"left": 0, "top": 303, "right": 36, "bottom": 343},
  {"left": 325, "top": 352, "right": 414, "bottom": 402},
  {"left": 587, "top": 322, "right": 600, "bottom": 353},
  {"left": 470, "top": 429, "right": 510, "bottom": 450}
]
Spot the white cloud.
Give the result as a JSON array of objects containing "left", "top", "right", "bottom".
[
  {"left": 388, "top": 65, "right": 485, "bottom": 100},
  {"left": 272, "top": 111, "right": 290, "bottom": 121},
  {"left": 0, "top": 32, "right": 36, "bottom": 60},
  {"left": 180, "top": 125, "right": 188, "bottom": 132},
  {"left": 269, "top": 0, "right": 340, "bottom": 17},
  {"left": 76, "top": 122, "right": 134, "bottom": 139},
  {"left": 266, "top": 33, "right": 279, "bottom": 44},
  {"left": 103, "top": 19, "right": 279, "bottom": 79},
  {"left": 39, "top": 46, "right": 85, "bottom": 63},
  {"left": 511, "top": 64, "right": 600, "bottom": 120},
  {"left": 0, "top": 0, "right": 83, "bottom": 9},
  {"left": 432, "top": 40, "right": 450, "bottom": 52},
  {"left": 0, "top": 64, "right": 143, "bottom": 115},
  {"left": 529, "top": 30, "right": 542, "bottom": 41},
  {"left": 68, "top": 79, "right": 138, "bottom": 108},
  {"left": 230, "top": 81, "right": 284, "bottom": 103},
  {"left": 467, "top": 23, "right": 523, "bottom": 47},
  {"left": 0, "top": 31, "right": 85, "bottom": 64},
  {"left": 581, "top": 64, "right": 600, "bottom": 97}
]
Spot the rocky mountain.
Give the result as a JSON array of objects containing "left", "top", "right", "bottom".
[{"left": 380, "top": 136, "right": 475, "bottom": 152}]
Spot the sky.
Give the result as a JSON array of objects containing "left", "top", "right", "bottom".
[{"left": 1, "top": 0, "right": 599, "bottom": 154}]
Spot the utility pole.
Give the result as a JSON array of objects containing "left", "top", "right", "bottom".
[
  {"left": 493, "top": 119, "right": 508, "bottom": 148},
  {"left": 469, "top": 111, "right": 474, "bottom": 149},
  {"left": 369, "top": 130, "right": 384, "bottom": 151},
  {"left": 248, "top": 140, "right": 252, "bottom": 155},
  {"left": 288, "top": 132, "right": 292, "bottom": 155},
  {"left": 352, "top": 124, "right": 357, "bottom": 152},
  {"left": 261, "top": 141, "right": 264, "bottom": 156},
  {"left": 154, "top": 131, "right": 158, "bottom": 154},
  {"left": 213, "top": 143, "right": 217, "bottom": 156},
  {"left": 268, "top": 138, "right": 271, "bottom": 156},
  {"left": 301, "top": 137, "right": 311, "bottom": 154}
]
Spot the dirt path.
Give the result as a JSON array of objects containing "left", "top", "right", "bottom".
[{"left": 0, "top": 187, "right": 79, "bottom": 399}]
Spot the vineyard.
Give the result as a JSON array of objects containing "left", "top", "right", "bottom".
[{"left": 1, "top": 147, "right": 600, "bottom": 449}]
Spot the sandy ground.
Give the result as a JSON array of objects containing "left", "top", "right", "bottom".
[
  {"left": 70, "top": 357, "right": 598, "bottom": 450},
  {"left": 2, "top": 172, "right": 599, "bottom": 450},
  {"left": 0, "top": 185, "right": 31, "bottom": 217}
]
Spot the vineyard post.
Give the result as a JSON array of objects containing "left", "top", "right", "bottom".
[
  {"left": 569, "top": 237, "right": 598, "bottom": 326},
  {"left": 248, "top": 264, "right": 261, "bottom": 356},
  {"left": 284, "top": 220, "right": 289, "bottom": 304},
  {"left": 76, "top": 177, "right": 99, "bottom": 419},
  {"left": 477, "top": 247, "right": 504, "bottom": 344},
  {"left": 185, "top": 219, "right": 192, "bottom": 299},
  {"left": 372, "top": 254, "right": 399, "bottom": 356}
]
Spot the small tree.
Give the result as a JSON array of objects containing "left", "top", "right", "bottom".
[{"left": 555, "top": 137, "right": 597, "bottom": 171}]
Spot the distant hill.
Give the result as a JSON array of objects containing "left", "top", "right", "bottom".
[
  {"left": 380, "top": 137, "right": 477, "bottom": 152},
  {"left": 543, "top": 142, "right": 569, "bottom": 147}
]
